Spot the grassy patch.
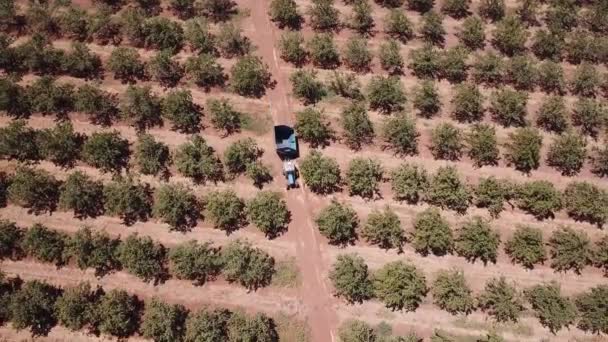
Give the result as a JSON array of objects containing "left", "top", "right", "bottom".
[
  {"left": 275, "top": 312, "right": 311, "bottom": 342},
  {"left": 272, "top": 257, "right": 301, "bottom": 288},
  {"left": 453, "top": 317, "right": 533, "bottom": 337},
  {"left": 242, "top": 112, "right": 272, "bottom": 135}
]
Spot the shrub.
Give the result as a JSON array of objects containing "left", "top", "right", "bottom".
[
  {"left": 413, "top": 80, "right": 440, "bottom": 118},
  {"left": 290, "top": 69, "right": 327, "bottom": 105},
  {"left": 117, "top": 233, "right": 167, "bottom": 282},
  {"left": 10, "top": 280, "right": 59, "bottom": 336},
  {"left": 329, "top": 254, "right": 372, "bottom": 303},
  {"left": 537, "top": 61, "right": 566, "bottom": 94},
  {"left": 246, "top": 191, "right": 290, "bottom": 238},
  {"left": 563, "top": 182, "right": 608, "bottom": 227},
  {"left": 432, "top": 270, "right": 475, "bottom": 315},
  {"left": 440, "top": 46, "right": 469, "bottom": 83},
  {"left": 590, "top": 146, "right": 608, "bottom": 177},
  {"left": 153, "top": 183, "right": 200, "bottom": 232},
  {"left": 26, "top": 76, "right": 74, "bottom": 116},
  {"left": 174, "top": 135, "right": 224, "bottom": 183},
  {"left": 472, "top": 52, "right": 504, "bottom": 86},
  {"left": 197, "top": 0, "right": 237, "bottom": 21},
  {"left": 294, "top": 107, "right": 333, "bottom": 147},
  {"left": 507, "top": 56, "right": 537, "bottom": 90},
  {"left": 316, "top": 200, "right": 358, "bottom": 245},
  {"left": 379, "top": 39, "right": 404, "bottom": 75},
  {"left": 340, "top": 101, "right": 374, "bottom": 150},
  {"left": 103, "top": 178, "right": 152, "bottom": 225},
  {"left": 450, "top": 83, "right": 484, "bottom": 123},
  {"left": 384, "top": 9, "right": 414, "bottom": 42},
  {"left": 184, "top": 18, "right": 215, "bottom": 54},
  {"left": 0, "top": 120, "right": 39, "bottom": 162},
  {"left": 300, "top": 151, "right": 341, "bottom": 194},
  {"left": 426, "top": 166, "right": 471, "bottom": 214},
  {"left": 361, "top": 206, "right": 404, "bottom": 250},
  {"left": 381, "top": 114, "right": 419, "bottom": 156},
  {"left": 390, "top": 163, "right": 428, "bottom": 204},
  {"left": 184, "top": 54, "right": 225, "bottom": 90},
  {"left": 134, "top": 134, "right": 170, "bottom": 177},
  {"left": 328, "top": 71, "right": 363, "bottom": 99},
  {"left": 207, "top": 98, "right": 242, "bottom": 136},
  {"left": 21, "top": 223, "right": 66, "bottom": 265},
  {"left": 525, "top": 282, "right": 577, "bottom": 333},
  {"left": 411, "top": 208, "right": 453, "bottom": 256},
  {"left": 204, "top": 190, "right": 246, "bottom": 233},
  {"left": 140, "top": 298, "right": 188, "bottom": 342},
  {"left": 229, "top": 55, "right": 272, "bottom": 98},
  {"left": 546, "top": 132, "right": 586, "bottom": 176},
  {"left": 420, "top": 11, "right": 446, "bottom": 46},
  {"left": 549, "top": 227, "right": 592, "bottom": 274},
  {"left": 73, "top": 84, "right": 119, "bottom": 126},
  {"left": 170, "top": 0, "right": 195, "bottom": 18},
  {"left": 345, "top": 158, "right": 383, "bottom": 199},
  {"left": 0, "top": 220, "right": 23, "bottom": 260},
  {"left": 339, "top": 320, "right": 377, "bottom": 342},
  {"left": 308, "top": 0, "right": 340, "bottom": 31},
  {"left": 221, "top": 240, "right": 275, "bottom": 290},
  {"left": 492, "top": 16, "right": 527, "bottom": 56},
  {"left": 505, "top": 225, "right": 546, "bottom": 269},
  {"left": 504, "top": 127, "right": 542, "bottom": 173},
  {"left": 307, "top": 33, "right": 340, "bottom": 69},
  {"left": 473, "top": 177, "right": 513, "bottom": 217},
  {"left": 572, "top": 98, "right": 606, "bottom": 138},
  {"left": 216, "top": 22, "right": 251, "bottom": 58},
  {"left": 535, "top": 95, "right": 568, "bottom": 133},
  {"left": 147, "top": 50, "right": 183, "bottom": 88},
  {"left": 466, "top": 124, "right": 499, "bottom": 168},
  {"left": 0, "top": 79, "right": 30, "bottom": 119},
  {"left": 516, "top": 180, "right": 562, "bottom": 220},
  {"left": 169, "top": 240, "right": 221, "bottom": 285},
  {"left": 55, "top": 283, "right": 97, "bottom": 332},
  {"left": 478, "top": 277, "right": 523, "bottom": 322},
  {"left": 430, "top": 123, "right": 464, "bottom": 161},
  {"left": 570, "top": 63, "right": 601, "bottom": 97},
  {"left": 455, "top": 217, "right": 500, "bottom": 264},
  {"left": 107, "top": 47, "right": 144, "bottom": 83},
  {"left": 441, "top": 0, "right": 470, "bottom": 18},
  {"left": 531, "top": 29, "right": 564, "bottom": 61},
  {"left": 489, "top": 87, "right": 528, "bottom": 127},
  {"left": 407, "top": 0, "right": 434, "bottom": 12},
  {"left": 575, "top": 285, "right": 608, "bottom": 334},
  {"left": 246, "top": 162, "right": 273, "bottom": 189},
  {"left": 95, "top": 290, "right": 140, "bottom": 337},
  {"left": 408, "top": 44, "right": 441, "bottom": 79},
  {"left": 120, "top": 85, "right": 163, "bottom": 131},
  {"left": 63, "top": 227, "right": 120, "bottom": 277},
  {"left": 269, "top": 0, "right": 302, "bottom": 29},
  {"left": 61, "top": 43, "right": 103, "bottom": 79},
  {"left": 479, "top": 0, "right": 505, "bottom": 22},
  {"left": 8, "top": 167, "right": 59, "bottom": 214},
  {"left": 373, "top": 261, "right": 428, "bottom": 311},
  {"left": 367, "top": 76, "right": 406, "bottom": 113},
  {"left": 37, "top": 122, "right": 83, "bottom": 168},
  {"left": 81, "top": 131, "right": 130, "bottom": 174},
  {"left": 595, "top": 236, "right": 608, "bottom": 275},
  {"left": 279, "top": 32, "right": 307, "bottom": 66},
  {"left": 458, "top": 16, "right": 485, "bottom": 50},
  {"left": 343, "top": 36, "right": 372, "bottom": 73},
  {"left": 59, "top": 172, "right": 104, "bottom": 219}
]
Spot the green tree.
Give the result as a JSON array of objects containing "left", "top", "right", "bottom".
[
  {"left": 135, "top": 134, "right": 170, "bottom": 177},
  {"left": 407, "top": 0, "right": 434, "bottom": 12},
  {"left": 0, "top": 78, "right": 31, "bottom": 119},
  {"left": 549, "top": 227, "right": 592, "bottom": 274},
  {"left": 478, "top": 277, "right": 523, "bottom": 322},
  {"left": 531, "top": 29, "right": 563, "bottom": 61},
  {"left": 411, "top": 208, "right": 453, "bottom": 256},
  {"left": 426, "top": 166, "right": 471, "bottom": 214},
  {"left": 408, "top": 44, "right": 441, "bottom": 79},
  {"left": 279, "top": 31, "right": 307, "bottom": 66},
  {"left": 8, "top": 167, "right": 59, "bottom": 214},
  {"left": 169, "top": 240, "right": 221, "bottom": 285},
  {"left": 590, "top": 146, "right": 608, "bottom": 178},
  {"left": 537, "top": 61, "right": 566, "bottom": 94},
  {"left": 184, "top": 18, "right": 216, "bottom": 54},
  {"left": 450, "top": 83, "right": 484, "bottom": 123},
  {"left": 146, "top": 50, "right": 183, "bottom": 87},
  {"left": 226, "top": 312, "right": 278, "bottom": 342},
  {"left": 384, "top": 9, "right": 414, "bottom": 43},
  {"left": 455, "top": 217, "right": 500, "bottom": 264},
  {"left": 73, "top": 84, "right": 119, "bottom": 126},
  {"left": 141, "top": 17, "right": 184, "bottom": 53},
  {"left": 26, "top": 76, "right": 74, "bottom": 116},
  {"left": 221, "top": 239, "right": 275, "bottom": 290},
  {"left": 373, "top": 261, "right": 428, "bottom": 311},
  {"left": 479, "top": 0, "right": 505, "bottom": 22},
  {"left": 458, "top": 16, "right": 485, "bottom": 50},
  {"left": 224, "top": 138, "right": 261, "bottom": 176},
  {"left": 343, "top": 36, "right": 372, "bottom": 72},
  {"left": 473, "top": 177, "right": 513, "bottom": 218},
  {"left": 440, "top": 46, "right": 468, "bottom": 83},
  {"left": 0, "top": 120, "right": 40, "bottom": 162},
  {"left": 546, "top": 132, "right": 586, "bottom": 176},
  {"left": 120, "top": 85, "right": 162, "bottom": 132},
  {"left": 300, "top": 151, "right": 341, "bottom": 194},
  {"left": 524, "top": 282, "right": 577, "bottom": 333},
  {"left": 117, "top": 233, "right": 167, "bottom": 282},
  {"left": 572, "top": 98, "right": 606, "bottom": 138},
  {"left": 390, "top": 163, "right": 428, "bottom": 204},
  {"left": 362, "top": 206, "right": 404, "bottom": 250},
  {"left": 467, "top": 124, "right": 499, "bottom": 167},
  {"left": 430, "top": 123, "right": 464, "bottom": 161},
  {"left": 81, "top": 131, "right": 130, "bottom": 174},
  {"left": 246, "top": 162, "right": 273, "bottom": 189},
  {"left": 229, "top": 55, "right": 272, "bottom": 98},
  {"left": 307, "top": 33, "right": 340, "bottom": 69},
  {"left": 204, "top": 190, "right": 246, "bottom": 233},
  {"left": 594, "top": 236, "right": 608, "bottom": 275},
  {"left": 489, "top": 87, "right": 528, "bottom": 127},
  {"left": 471, "top": 52, "right": 504, "bottom": 86},
  {"left": 367, "top": 76, "right": 406, "bottom": 114},
  {"left": 349, "top": 0, "right": 374, "bottom": 35},
  {"left": 413, "top": 80, "right": 441, "bottom": 118},
  {"left": 197, "top": 0, "right": 237, "bottom": 21},
  {"left": 570, "top": 63, "right": 600, "bottom": 97},
  {"left": 316, "top": 200, "right": 358, "bottom": 245},
  {"left": 21, "top": 223, "right": 66, "bottom": 265},
  {"left": 341, "top": 101, "right": 374, "bottom": 150},
  {"left": 504, "top": 127, "right": 542, "bottom": 173},
  {"left": 269, "top": 0, "right": 302, "bottom": 29},
  {"left": 420, "top": 11, "right": 446, "bottom": 46},
  {"left": 153, "top": 183, "right": 200, "bottom": 232},
  {"left": 290, "top": 69, "right": 327, "bottom": 105},
  {"left": 329, "top": 254, "right": 372, "bottom": 303},
  {"left": 246, "top": 191, "right": 290, "bottom": 238},
  {"left": 515, "top": 180, "right": 562, "bottom": 220},
  {"left": 308, "top": 0, "right": 340, "bottom": 31},
  {"left": 575, "top": 285, "right": 608, "bottom": 334},
  {"left": 141, "top": 298, "right": 187, "bottom": 342},
  {"left": 338, "top": 320, "right": 377, "bottom": 342},
  {"left": 59, "top": 171, "right": 104, "bottom": 219},
  {"left": 441, "top": 0, "right": 470, "bottom": 18},
  {"left": 491, "top": 16, "right": 527, "bottom": 56},
  {"left": 37, "top": 122, "right": 83, "bottom": 168},
  {"left": 184, "top": 54, "right": 225, "bottom": 91},
  {"left": 184, "top": 308, "right": 231, "bottom": 341},
  {"left": 506, "top": 55, "right": 537, "bottom": 90},
  {"left": 95, "top": 289, "right": 140, "bottom": 337},
  {"left": 170, "top": 0, "right": 195, "bottom": 18},
  {"left": 61, "top": 42, "right": 103, "bottom": 79},
  {"left": 63, "top": 226, "right": 120, "bottom": 277},
  {"left": 55, "top": 282, "right": 97, "bottom": 332},
  {"left": 207, "top": 98, "right": 242, "bottom": 136},
  {"left": 107, "top": 47, "right": 144, "bottom": 83},
  {"left": 216, "top": 22, "right": 251, "bottom": 58},
  {"left": 504, "top": 225, "right": 546, "bottom": 269},
  {"left": 103, "top": 177, "right": 152, "bottom": 225},
  {"left": 328, "top": 71, "right": 363, "bottom": 99},
  {"left": 535, "top": 95, "right": 568, "bottom": 133},
  {"left": 174, "top": 135, "right": 224, "bottom": 183},
  {"left": 346, "top": 158, "right": 383, "bottom": 199},
  {"left": 381, "top": 114, "right": 420, "bottom": 156},
  {"left": 0, "top": 220, "right": 23, "bottom": 260},
  {"left": 295, "top": 107, "right": 333, "bottom": 147},
  {"left": 10, "top": 280, "right": 59, "bottom": 336},
  {"left": 432, "top": 269, "right": 475, "bottom": 315},
  {"left": 564, "top": 182, "right": 608, "bottom": 227}
]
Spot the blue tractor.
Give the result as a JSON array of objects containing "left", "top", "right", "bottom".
[{"left": 274, "top": 125, "right": 299, "bottom": 189}]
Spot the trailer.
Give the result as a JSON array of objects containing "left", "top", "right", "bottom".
[{"left": 274, "top": 125, "right": 299, "bottom": 189}]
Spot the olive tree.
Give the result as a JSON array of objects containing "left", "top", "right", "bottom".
[
  {"left": 308, "top": 0, "right": 340, "bottom": 31},
  {"left": 361, "top": 206, "right": 404, "bottom": 251},
  {"left": 140, "top": 298, "right": 187, "bottom": 342},
  {"left": 563, "top": 182, "right": 608, "bottom": 227},
  {"left": 548, "top": 227, "right": 592, "bottom": 274},
  {"left": 21, "top": 223, "right": 66, "bottom": 265},
  {"left": 429, "top": 123, "right": 465, "bottom": 161},
  {"left": 390, "top": 163, "right": 428, "bottom": 204},
  {"left": 269, "top": 0, "right": 302, "bottom": 29},
  {"left": 59, "top": 171, "right": 104, "bottom": 219},
  {"left": 103, "top": 177, "right": 152, "bottom": 225},
  {"left": 489, "top": 87, "right": 528, "bottom": 127},
  {"left": 515, "top": 180, "right": 562, "bottom": 220},
  {"left": 147, "top": 50, "right": 183, "bottom": 87},
  {"left": 37, "top": 122, "right": 83, "bottom": 168},
  {"left": 0, "top": 120, "right": 40, "bottom": 162},
  {"left": 329, "top": 254, "right": 372, "bottom": 303},
  {"left": 575, "top": 285, "right": 608, "bottom": 334},
  {"left": 408, "top": 44, "right": 441, "bottom": 79},
  {"left": 467, "top": 123, "right": 500, "bottom": 167},
  {"left": 454, "top": 217, "right": 500, "bottom": 264},
  {"left": 120, "top": 85, "right": 162, "bottom": 132},
  {"left": 384, "top": 9, "right": 414, "bottom": 42},
  {"left": 294, "top": 107, "right": 333, "bottom": 148},
  {"left": 207, "top": 98, "right": 242, "bottom": 136},
  {"left": 204, "top": 190, "right": 246, "bottom": 233},
  {"left": 458, "top": 16, "right": 485, "bottom": 50},
  {"left": 491, "top": 16, "right": 527, "bottom": 56},
  {"left": 153, "top": 183, "right": 200, "bottom": 232},
  {"left": 73, "top": 84, "right": 119, "bottom": 126},
  {"left": 229, "top": 55, "right": 272, "bottom": 98},
  {"left": 95, "top": 289, "right": 141, "bottom": 337},
  {"left": 135, "top": 134, "right": 170, "bottom": 177},
  {"left": 379, "top": 39, "right": 404, "bottom": 75},
  {"left": 431, "top": 269, "right": 475, "bottom": 315},
  {"left": 290, "top": 69, "right": 327, "bottom": 105},
  {"left": 81, "top": 131, "right": 130, "bottom": 174},
  {"left": 342, "top": 36, "right": 372, "bottom": 72},
  {"left": 174, "top": 135, "right": 224, "bottom": 184},
  {"left": 473, "top": 177, "right": 514, "bottom": 218},
  {"left": 367, "top": 76, "right": 407, "bottom": 114},
  {"left": 9, "top": 280, "right": 59, "bottom": 336},
  {"left": 107, "top": 47, "right": 144, "bottom": 83},
  {"left": 307, "top": 33, "right": 340, "bottom": 69},
  {"left": 221, "top": 239, "right": 275, "bottom": 290},
  {"left": 373, "top": 261, "right": 428, "bottom": 311},
  {"left": 524, "top": 282, "right": 577, "bottom": 333},
  {"left": 279, "top": 31, "right": 307, "bottom": 66},
  {"left": 340, "top": 101, "right": 374, "bottom": 150},
  {"left": 117, "top": 233, "right": 167, "bottom": 283},
  {"left": 504, "top": 127, "right": 542, "bottom": 173},
  {"left": 223, "top": 138, "right": 262, "bottom": 176},
  {"left": 315, "top": 200, "right": 358, "bottom": 245},
  {"left": 63, "top": 227, "right": 120, "bottom": 277},
  {"left": 381, "top": 114, "right": 420, "bottom": 156},
  {"left": 346, "top": 158, "right": 383, "bottom": 199},
  {"left": 246, "top": 191, "right": 290, "bottom": 238},
  {"left": 54, "top": 282, "right": 97, "bottom": 332},
  {"left": 535, "top": 95, "right": 568, "bottom": 133},
  {"left": 477, "top": 277, "right": 524, "bottom": 322},
  {"left": 8, "top": 167, "right": 59, "bottom": 214},
  {"left": 451, "top": 83, "right": 484, "bottom": 123},
  {"left": 504, "top": 225, "right": 546, "bottom": 269},
  {"left": 411, "top": 208, "right": 453, "bottom": 256},
  {"left": 161, "top": 89, "right": 201, "bottom": 134},
  {"left": 299, "top": 151, "right": 341, "bottom": 194},
  {"left": 546, "top": 132, "right": 586, "bottom": 176},
  {"left": 185, "top": 54, "right": 225, "bottom": 90},
  {"left": 572, "top": 98, "right": 606, "bottom": 138},
  {"left": 169, "top": 240, "right": 221, "bottom": 285},
  {"left": 426, "top": 166, "right": 471, "bottom": 214}
]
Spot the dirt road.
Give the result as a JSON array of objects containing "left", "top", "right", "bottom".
[{"left": 242, "top": 1, "right": 339, "bottom": 341}]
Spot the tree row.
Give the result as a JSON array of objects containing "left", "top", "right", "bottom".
[
  {"left": 330, "top": 253, "right": 608, "bottom": 334},
  {"left": 0, "top": 273, "right": 281, "bottom": 340},
  {"left": 0, "top": 220, "right": 279, "bottom": 290}
]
